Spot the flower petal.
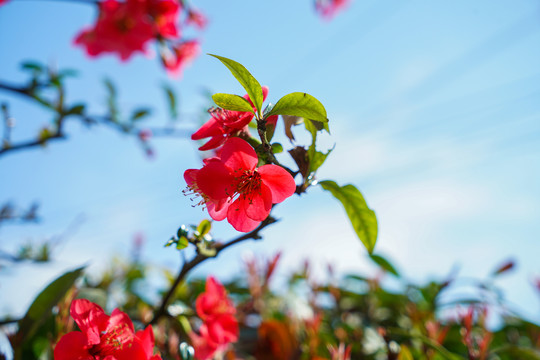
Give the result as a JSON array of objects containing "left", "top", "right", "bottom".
[
  {"left": 53, "top": 331, "right": 94, "bottom": 360},
  {"left": 191, "top": 117, "right": 224, "bottom": 140},
  {"left": 258, "top": 165, "right": 296, "bottom": 203},
  {"left": 205, "top": 314, "right": 239, "bottom": 344},
  {"left": 220, "top": 138, "right": 258, "bottom": 172},
  {"left": 207, "top": 198, "right": 230, "bottom": 221},
  {"left": 70, "top": 299, "right": 109, "bottom": 345},
  {"left": 227, "top": 198, "right": 260, "bottom": 232},
  {"left": 197, "top": 161, "right": 234, "bottom": 200},
  {"left": 135, "top": 326, "right": 155, "bottom": 359},
  {"left": 190, "top": 328, "right": 219, "bottom": 360},
  {"left": 244, "top": 184, "right": 272, "bottom": 221},
  {"left": 184, "top": 169, "right": 198, "bottom": 188},
  {"left": 198, "top": 135, "right": 225, "bottom": 151},
  {"left": 109, "top": 339, "right": 148, "bottom": 360},
  {"left": 106, "top": 308, "right": 135, "bottom": 334}
]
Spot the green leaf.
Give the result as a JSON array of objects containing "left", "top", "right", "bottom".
[
  {"left": 57, "top": 69, "right": 78, "bottom": 78},
  {"left": 209, "top": 54, "right": 263, "bottom": 115},
  {"left": 130, "top": 108, "right": 152, "bottom": 122},
  {"left": 398, "top": 345, "right": 414, "bottom": 360},
  {"left": 271, "top": 142, "right": 283, "bottom": 154},
  {"left": 162, "top": 83, "right": 178, "bottom": 120},
  {"left": 369, "top": 254, "right": 400, "bottom": 277},
  {"left": 17, "top": 266, "right": 85, "bottom": 345},
  {"left": 212, "top": 93, "right": 255, "bottom": 113},
  {"left": 267, "top": 92, "right": 328, "bottom": 123},
  {"left": 492, "top": 345, "right": 540, "bottom": 359},
  {"left": 66, "top": 103, "right": 85, "bottom": 116},
  {"left": 21, "top": 61, "right": 43, "bottom": 73},
  {"left": 197, "top": 219, "right": 212, "bottom": 237},
  {"left": 320, "top": 180, "right": 377, "bottom": 253},
  {"left": 104, "top": 78, "right": 119, "bottom": 123},
  {"left": 176, "top": 236, "right": 189, "bottom": 250}
]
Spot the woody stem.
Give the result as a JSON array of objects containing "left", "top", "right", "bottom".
[
  {"left": 256, "top": 117, "right": 278, "bottom": 165},
  {"left": 148, "top": 215, "right": 278, "bottom": 325}
]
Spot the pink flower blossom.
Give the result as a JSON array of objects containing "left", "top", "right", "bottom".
[{"left": 162, "top": 40, "right": 201, "bottom": 77}]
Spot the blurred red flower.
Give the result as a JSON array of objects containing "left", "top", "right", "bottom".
[
  {"left": 75, "top": 0, "right": 181, "bottom": 61},
  {"left": 54, "top": 298, "right": 161, "bottom": 360},
  {"left": 185, "top": 138, "right": 296, "bottom": 232},
  {"left": 315, "top": 0, "right": 350, "bottom": 20},
  {"left": 190, "top": 276, "right": 239, "bottom": 360},
  {"left": 74, "top": 0, "right": 155, "bottom": 61},
  {"left": 146, "top": 0, "right": 181, "bottom": 38},
  {"left": 186, "top": 8, "right": 208, "bottom": 29},
  {"left": 162, "top": 40, "right": 201, "bottom": 77}
]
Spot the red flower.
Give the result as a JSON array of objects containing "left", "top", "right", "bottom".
[
  {"left": 0, "top": 0, "right": 8, "bottom": 6},
  {"left": 191, "top": 86, "right": 277, "bottom": 151},
  {"left": 74, "top": 0, "right": 182, "bottom": 61},
  {"left": 184, "top": 138, "right": 296, "bottom": 232},
  {"left": 145, "top": 0, "right": 181, "bottom": 39},
  {"left": 54, "top": 299, "right": 161, "bottom": 360},
  {"left": 186, "top": 8, "right": 208, "bottom": 29},
  {"left": 162, "top": 40, "right": 201, "bottom": 77},
  {"left": 74, "top": 0, "right": 155, "bottom": 61},
  {"left": 315, "top": 0, "right": 350, "bottom": 20},
  {"left": 190, "top": 276, "right": 238, "bottom": 360}
]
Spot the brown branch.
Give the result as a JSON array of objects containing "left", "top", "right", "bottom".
[
  {"left": 0, "top": 82, "right": 31, "bottom": 97},
  {"left": 0, "top": 317, "right": 20, "bottom": 326},
  {"left": 149, "top": 216, "right": 278, "bottom": 325},
  {"left": 256, "top": 118, "right": 279, "bottom": 165},
  {"left": 0, "top": 132, "right": 66, "bottom": 156}
]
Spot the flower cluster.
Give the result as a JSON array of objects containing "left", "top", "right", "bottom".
[
  {"left": 54, "top": 298, "right": 161, "bottom": 360},
  {"left": 75, "top": 0, "right": 205, "bottom": 76},
  {"left": 190, "top": 276, "right": 239, "bottom": 360},
  {"left": 184, "top": 137, "right": 296, "bottom": 232}
]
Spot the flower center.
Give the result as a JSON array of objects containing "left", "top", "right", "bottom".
[
  {"left": 234, "top": 170, "right": 262, "bottom": 200},
  {"left": 90, "top": 323, "right": 134, "bottom": 356},
  {"left": 116, "top": 16, "right": 135, "bottom": 33}
]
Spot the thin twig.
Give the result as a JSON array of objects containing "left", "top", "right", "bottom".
[
  {"left": 0, "top": 318, "right": 20, "bottom": 326},
  {"left": 0, "top": 82, "right": 30, "bottom": 97},
  {"left": 15, "top": 0, "right": 99, "bottom": 4},
  {"left": 0, "top": 132, "right": 66, "bottom": 156},
  {"left": 149, "top": 216, "right": 278, "bottom": 325}
]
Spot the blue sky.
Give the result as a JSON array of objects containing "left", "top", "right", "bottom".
[{"left": 1, "top": 0, "right": 540, "bottom": 325}]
